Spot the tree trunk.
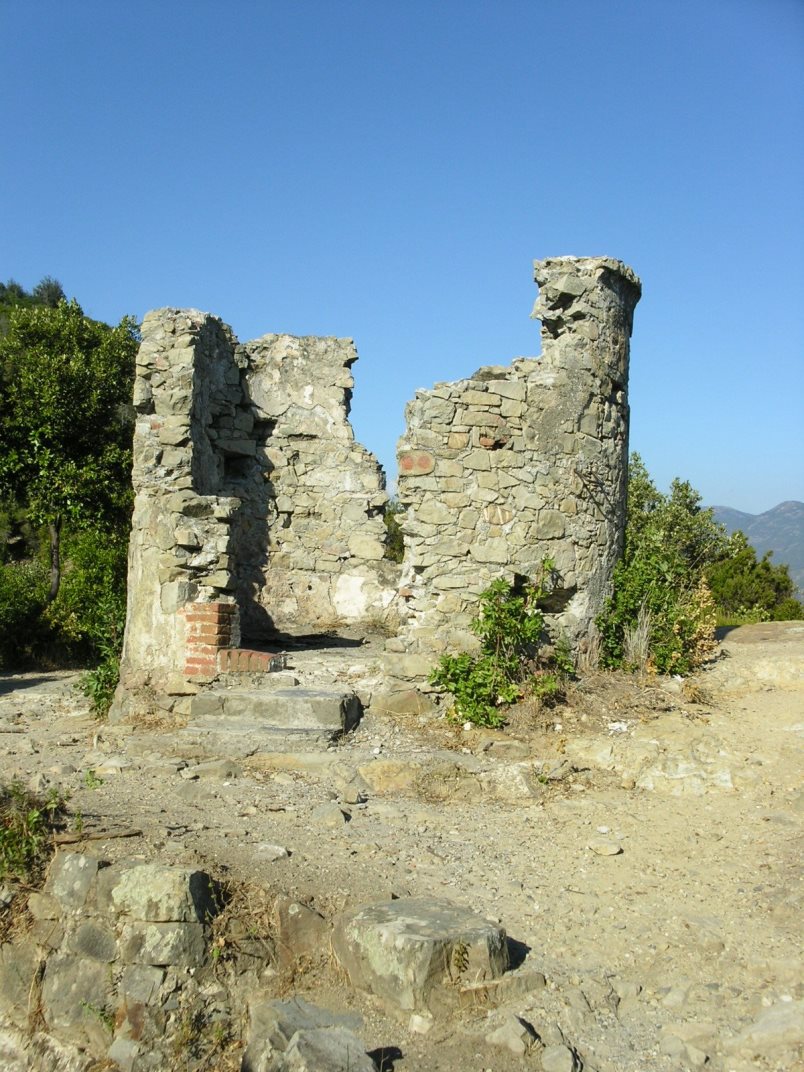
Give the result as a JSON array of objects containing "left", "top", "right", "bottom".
[{"left": 46, "top": 517, "right": 62, "bottom": 603}]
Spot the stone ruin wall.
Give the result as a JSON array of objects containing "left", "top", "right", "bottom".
[
  {"left": 114, "top": 317, "right": 398, "bottom": 719},
  {"left": 114, "top": 256, "right": 640, "bottom": 719},
  {"left": 240, "top": 333, "right": 398, "bottom": 634},
  {"left": 382, "top": 257, "right": 641, "bottom": 704}
]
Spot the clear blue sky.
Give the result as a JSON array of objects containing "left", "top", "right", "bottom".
[{"left": 3, "top": 0, "right": 802, "bottom": 514}]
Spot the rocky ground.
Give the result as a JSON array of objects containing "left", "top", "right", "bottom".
[{"left": 1, "top": 622, "right": 802, "bottom": 1071}]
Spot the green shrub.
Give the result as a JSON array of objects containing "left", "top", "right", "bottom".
[
  {"left": 599, "top": 554, "right": 718, "bottom": 675},
  {"left": 54, "top": 527, "right": 129, "bottom": 718},
  {"left": 599, "top": 456, "right": 722, "bottom": 675},
  {"left": 0, "top": 525, "right": 129, "bottom": 672},
  {"left": 45, "top": 527, "right": 128, "bottom": 657},
  {"left": 0, "top": 782, "right": 67, "bottom": 882},
  {"left": 772, "top": 597, "right": 804, "bottom": 621},
  {"left": 0, "top": 559, "right": 50, "bottom": 667},
  {"left": 706, "top": 530, "right": 801, "bottom": 622},
  {"left": 430, "top": 563, "right": 569, "bottom": 727},
  {"left": 79, "top": 649, "right": 121, "bottom": 719}
]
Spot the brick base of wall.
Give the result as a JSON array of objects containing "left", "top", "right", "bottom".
[
  {"left": 182, "top": 601, "right": 287, "bottom": 679},
  {"left": 182, "top": 601, "right": 238, "bottom": 678},
  {"left": 216, "top": 648, "right": 287, "bottom": 673}
]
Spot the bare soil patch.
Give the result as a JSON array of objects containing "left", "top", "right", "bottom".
[{"left": 1, "top": 623, "right": 802, "bottom": 1070}]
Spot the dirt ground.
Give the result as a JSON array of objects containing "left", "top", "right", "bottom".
[{"left": 1, "top": 622, "right": 802, "bottom": 1071}]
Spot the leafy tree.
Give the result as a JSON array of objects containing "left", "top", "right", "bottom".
[
  {"left": 0, "top": 280, "right": 28, "bottom": 306},
  {"left": 599, "top": 455, "right": 802, "bottom": 674},
  {"left": 1, "top": 275, "right": 67, "bottom": 336},
  {"left": 0, "top": 300, "right": 137, "bottom": 603},
  {"left": 706, "top": 531, "right": 801, "bottom": 621},
  {"left": 598, "top": 455, "right": 724, "bottom": 673},
  {"left": 31, "top": 276, "right": 66, "bottom": 308}
]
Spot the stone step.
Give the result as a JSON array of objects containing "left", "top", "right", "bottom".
[{"left": 182, "top": 686, "right": 362, "bottom": 756}]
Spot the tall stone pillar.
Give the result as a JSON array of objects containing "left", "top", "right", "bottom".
[{"left": 111, "top": 309, "right": 246, "bottom": 721}]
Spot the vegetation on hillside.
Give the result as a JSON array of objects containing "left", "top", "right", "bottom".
[
  {"left": 0, "top": 278, "right": 136, "bottom": 701},
  {"left": 598, "top": 454, "right": 802, "bottom": 674}
]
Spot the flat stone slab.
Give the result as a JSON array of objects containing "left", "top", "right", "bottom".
[
  {"left": 331, "top": 897, "right": 508, "bottom": 1016},
  {"left": 185, "top": 687, "right": 363, "bottom": 753},
  {"left": 190, "top": 687, "right": 361, "bottom": 732}
]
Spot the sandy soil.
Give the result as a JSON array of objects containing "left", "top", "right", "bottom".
[{"left": 1, "top": 622, "right": 802, "bottom": 1071}]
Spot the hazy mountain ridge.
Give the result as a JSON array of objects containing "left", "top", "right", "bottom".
[{"left": 711, "top": 500, "right": 804, "bottom": 594}]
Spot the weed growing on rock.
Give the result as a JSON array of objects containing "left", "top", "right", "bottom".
[
  {"left": 79, "top": 999, "right": 115, "bottom": 1033},
  {"left": 0, "top": 782, "right": 68, "bottom": 882}
]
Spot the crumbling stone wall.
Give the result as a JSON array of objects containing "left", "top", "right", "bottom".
[
  {"left": 238, "top": 333, "right": 397, "bottom": 635},
  {"left": 114, "top": 314, "right": 396, "bottom": 719},
  {"left": 114, "top": 255, "right": 639, "bottom": 719},
  {"left": 383, "top": 257, "right": 641, "bottom": 699}
]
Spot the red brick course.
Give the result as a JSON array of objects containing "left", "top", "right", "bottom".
[
  {"left": 182, "top": 601, "right": 238, "bottom": 677},
  {"left": 216, "top": 648, "right": 285, "bottom": 673},
  {"left": 181, "top": 602, "right": 284, "bottom": 679}
]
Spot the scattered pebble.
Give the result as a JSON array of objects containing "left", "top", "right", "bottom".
[
  {"left": 255, "top": 843, "right": 290, "bottom": 862},
  {"left": 587, "top": 837, "right": 623, "bottom": 856}
]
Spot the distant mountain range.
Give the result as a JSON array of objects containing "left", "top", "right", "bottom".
[{"left": 711, "top": 501, "right": 804, "bottom": 594}]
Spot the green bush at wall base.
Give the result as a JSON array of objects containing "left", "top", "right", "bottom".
[{"left": 430, "top": 565, "right": 568, "bottom": 727}]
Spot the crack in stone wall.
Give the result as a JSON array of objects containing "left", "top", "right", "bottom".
[{"left": 113, "top": 255, "right": 640, "bottom": 719}]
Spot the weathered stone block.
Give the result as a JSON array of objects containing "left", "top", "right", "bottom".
[
  {"left": 41, "top": 953, "right": 115, "bottom": 1048},
  {"left": 487, "top": 379, "right": 526, "bottom": 401},
  {"left": 461, "top": 410, "right": 507, "bottom": 427},
  {"left": 191, "top": 687, "right": 361, "bottom": 738},
  {"left": 415, "top": 501, "right": 453, "bottom": 526},
  {"left": 331, "top": 898, "right": 508, "bottom": 1015},
  {"left": 461, "top": 389, "right": 498, "bottom": 406},
  {"left": 469, "top": 538, "right": 509, "bottom": 564},
  {"left": 273, "top": 897, "right": 330, "bottom": 968},
  {"left": 119, "top": 921, "right": 207, "bottom": 967},
  {"left": 45, "top": 852, "right": 99, "bottom": 911},
  {"left": 537, "top": 510, "right": 566, "bottom": 539},
  {"left": 0, "top": 940, "right": 40, "bottom": 1029},
  {"left": 281, "top": 1027, "right": 379, "bottom": 1071},
  {"left": 66, "top": 921, "right": 118, "bottom": 962},
  {"left": 27, "top": 892, "right": 60, "bottom": 920},
  {"left": 347, "top": 533, "right": 385, "bottom": 560},
  {"left": 383, "top": 653, "right": 434, "bottom": 679},
  {"left": 244, "top": 998, "right": 370, "bottom": 1072},
  {"left": 119, "top": 964, "right": 165, "bottom": 1005},
  {"left": 483, "top": 505, "right": 513, "bottom": 525},
  {"left": 109, "top": 864, "right": 216, "bottom": 923},
  {"left": 463, "top": 450, "right": 491, "bottom": 471}
]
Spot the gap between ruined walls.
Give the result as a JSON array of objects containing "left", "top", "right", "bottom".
[{"left": 111, "top": 256, "right": 640, "bottom": 721}]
